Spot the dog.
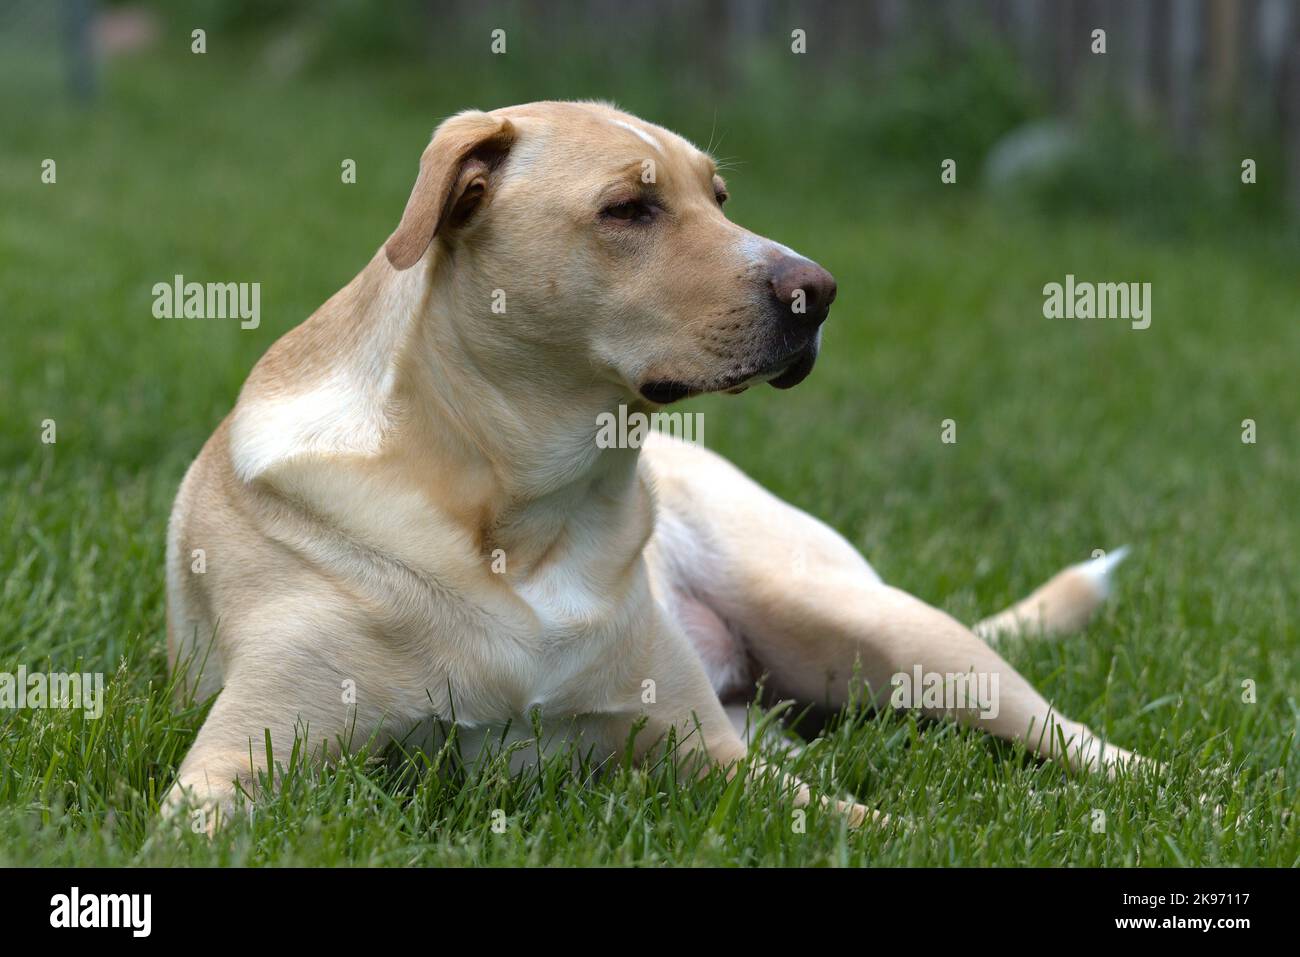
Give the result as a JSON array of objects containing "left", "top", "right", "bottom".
[{"left": 164, "top": 101, "right": 1146, "bottom": 829}]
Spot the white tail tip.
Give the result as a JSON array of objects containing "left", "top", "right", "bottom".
[{"left": 1074, "top": 545, "right": 1131, "bottom": 598}]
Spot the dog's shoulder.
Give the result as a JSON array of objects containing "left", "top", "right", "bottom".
[{"left": 228, "top": 253, "right": 420, "bottom": 485}]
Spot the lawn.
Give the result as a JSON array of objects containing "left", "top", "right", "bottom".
[{"left": 1, "top": 43, "right": 1297, "bottom": 866}]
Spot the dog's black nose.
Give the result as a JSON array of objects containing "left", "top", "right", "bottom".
[{"left": 770, "top": 255, "right": 836, "bottom": 328}]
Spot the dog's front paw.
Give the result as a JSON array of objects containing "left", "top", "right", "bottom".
[{"left": 161, "top": 778, "right": 243, "bottom": 838}]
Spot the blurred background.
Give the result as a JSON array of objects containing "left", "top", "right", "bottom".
[
  {"left": 8, "top": 0, "right": 1300, "bottom": 222},
  {"left": 1, "top": 0, "right": 1297, "bottom": 866},
  {"left": 7, "top": 0, "right": 1300, "bottom": 206}
]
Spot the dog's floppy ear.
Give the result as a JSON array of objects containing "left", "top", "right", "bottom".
[{"left": 385, "top": 111, "right": 516, "bottom": 270}]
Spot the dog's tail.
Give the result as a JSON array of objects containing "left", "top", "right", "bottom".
[{"left": 973, "top": 546, "right": 1130, "bottom": 643}]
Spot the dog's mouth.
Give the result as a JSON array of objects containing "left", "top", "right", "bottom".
[
  {"left": 639, "top": 336, "right": 821, "bottom": 405},
  {"left": 638, "top": 380, "right": 698, "bottom": 404},
  {"left": 766, "top": 341, "right": 819, "bottom": 390}
]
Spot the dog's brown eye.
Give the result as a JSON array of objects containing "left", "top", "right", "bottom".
[
  {"left": 714, "top": 189, "right": 728, "bottom": 206},
  {"left": 602, "top": 199, "right": 654, "bottom": 223}
]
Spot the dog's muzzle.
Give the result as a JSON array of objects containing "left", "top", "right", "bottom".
[{"left": 638, "top": 255, "right": 835, "bottom": 404}]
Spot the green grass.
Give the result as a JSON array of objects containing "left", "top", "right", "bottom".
[{"left": 1, "top": 44, "right": 1298, "bottom": 866}]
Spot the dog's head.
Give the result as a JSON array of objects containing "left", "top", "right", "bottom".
[{"left": 386, "top": 101, "right": 835, "bottom": 405}]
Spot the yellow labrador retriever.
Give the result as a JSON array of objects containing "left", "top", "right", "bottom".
[{"left": 165, "top": 101, "right": 1143, "bottom": 828}]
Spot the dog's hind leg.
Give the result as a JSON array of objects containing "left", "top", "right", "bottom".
[
  {"left": 972, "top": 547, "right": 1130, "bottom": 644},
  {"left": 643, "top": 435, "right": 1147, "bottom": 775}
]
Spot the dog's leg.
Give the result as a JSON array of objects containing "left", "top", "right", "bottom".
[
  {"left": 644, "top": 437, "right": 1146, "bottom": 774},
  {"left": 162, "top": 613, "right": 425, "bottom": 833},
  {"left": 593, "top": 612, "right": 883, "bottom": 828},
  {"left": 972, "top": 547, "right": 1130, "bottom": 643},
  {"left": 742, "top": 578, "right": 1143, "bottom": 772}
]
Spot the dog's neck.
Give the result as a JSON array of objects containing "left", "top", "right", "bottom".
[
  {"left": 231, "top": 252, "right": 656, "bottom": 577},
  {"left": 389, "top": 259, "right": 655, "bottom": 570},
  {"left": 399, "top": 275, "right": 637, "bottom": 485}
]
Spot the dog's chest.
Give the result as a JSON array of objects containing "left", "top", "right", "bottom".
[
  {"left": 279, "top": 460, "right": 645, "bottom": 721},
  {"left": 396, "top": 543, "right": 642, "bottom": 729},
  {"left": 461, "top": 486, "right": 652, "bottom": 710}
]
